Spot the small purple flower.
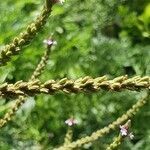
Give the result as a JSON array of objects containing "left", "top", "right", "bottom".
[
  {"left": 119, "top": 120, "right": 134, "bottom": 140},
  {"left": 120, "top": 125, "right": 128, "bottom": 136},
  {"left": 43, "top": 39, "right": 57, "bottom": 46},
  {"left": 65, "top": 118, "right": 78, "bottom": 126}
]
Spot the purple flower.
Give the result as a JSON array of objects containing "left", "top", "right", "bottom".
[
  {"left": 43, "top": 39, "right": 57, "bottom": 46},
  {"left": 119, "top": 120, "right": 134, "bottom": 140},
  {"left": 65, "top": 118, "right": 78, "bottom": 126},
  {"left": 120, "top": 125, "right": 128, "bottom": 136}
]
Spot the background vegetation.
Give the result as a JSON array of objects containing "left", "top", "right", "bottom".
[{"left": 0, "top": 0, "right": 150, "bottom": 149}]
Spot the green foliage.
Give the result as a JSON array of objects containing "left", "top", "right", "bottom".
[{"left": 0, "top": 0, "right": 149, "bottom": 149}]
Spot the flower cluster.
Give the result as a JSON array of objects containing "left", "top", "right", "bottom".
[{"left": 120, "top": 120, "right": 134, "bottom": 139}]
